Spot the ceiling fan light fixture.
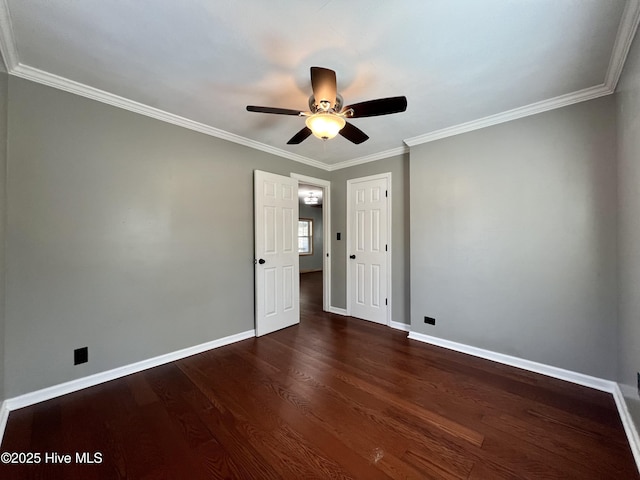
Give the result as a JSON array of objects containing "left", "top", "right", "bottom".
[
  {"left": 305, "top": 112, "right": 346, "bottom": 140},
  {"left": 304, "top": 193, "right": 319, "bottom": 205}
]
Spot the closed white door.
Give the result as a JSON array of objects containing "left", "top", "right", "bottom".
[
  {"left": 347, "top": 174, "right": 389, "bottom": 325},
  {"left": 254, "top": 170, "right": 300, "bottom": 336}
]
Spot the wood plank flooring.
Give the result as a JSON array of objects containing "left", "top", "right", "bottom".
[{"left": 1, "top": 271, "right": 638, "bottom": 479}]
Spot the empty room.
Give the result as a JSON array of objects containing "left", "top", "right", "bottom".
[{"left": 0, "top": 1, "right": 639, "bottom": 478}]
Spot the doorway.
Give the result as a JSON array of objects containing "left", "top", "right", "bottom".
[{"left": 291, "top": 174, "right": 331, "bottom": 313}]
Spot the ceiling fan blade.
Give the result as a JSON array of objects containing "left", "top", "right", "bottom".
[
  {"left": 343, "top": 96, "right": 407, "bottom": 118},
  {"left": 310, "top": 67, "right": 337, "bottom": 108},
  {"left": 246, "top": 106, "right": 302, "bottom": 116},
  {"left": 339, "top": 121, "right": 369, "bottom": 144},
  {"left": 287, "top": 127, "right": 313, "bottom": 145}
]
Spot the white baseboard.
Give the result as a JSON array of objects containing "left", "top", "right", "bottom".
[
  {"left": 0, "top": 329, "right": 255, "bottom": 446},
  {"left": 407, "top": 331, "right": 615, "bottom": 392},
  {"left": 0, "top": 400, "right": 9, "bottom": 447},
  {"left": 613, "top": 384, "right": 640, "bottom": 472},
  {"left": 328, "top": 306, "right": 348, "bottom": 316},
  {"left": 390, "top": 320, "right": 411, "bottom": 332},
  {"left": 327, "top": 309, "right": 409, "bottom": 332},
  {"left": 407, "top": 330, "right": 640, "bottom": 474}
]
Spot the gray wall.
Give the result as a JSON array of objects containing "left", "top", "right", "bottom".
[
  {"left": 330, "top": 154, "right": 410, "bottom": 325},
  {"left": 4, "top": 77, "right": 328, "bottom": 397},
  {"left": 616, "top": 29, "right": 640, "bottom": 427},
  {"left": 1, "top": 51, "right": 635, "bottom": 409},
  {"left": 0, "top": 56, "right": 7, "bottom": 404},
  {"left": 409, "top": 97, "right": 618, "bottom": 379},
  {"left": 299, "top": 201, "right": 323, "bottom": 272}
]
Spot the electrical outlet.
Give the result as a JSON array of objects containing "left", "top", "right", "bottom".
[
  {"left": 424, "top": 316, "right": 436, "bottom": 325},
  {"left": 74, "top": 347, "right": 88, "bottom": 365}
]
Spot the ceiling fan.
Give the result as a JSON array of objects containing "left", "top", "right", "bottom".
[{"left": 246, "top": 67, "right": 407, "bottom": 145}]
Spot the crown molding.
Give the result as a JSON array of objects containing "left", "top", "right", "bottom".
[
  {"left": 10, "top": 63, "right": 330, "bottom": 171},
  {"left": 605, "top": 0, "right": 640, "bottom": 90},
  {"left": 2, "top": 0, "right": 639, "bottom": 165},
  {"left": 9, "top": 61, "right": 403, "bottom": 172},
  {"left": 405, "top": 0, "right": 640, "bottom": 148},
  {"left": 404, "top": 83, "right": 612, "bottom": 147},
  {"left": 328, "top": 145, "right": 409, "bottom": 171},
  {"left": 0, "top": 0, "right": 17, "bottom": 71}
]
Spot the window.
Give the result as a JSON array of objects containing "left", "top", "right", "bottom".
[{"left": 298, "top": 218, "right": 313, "bottom": 255}]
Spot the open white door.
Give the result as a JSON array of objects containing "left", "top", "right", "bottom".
[
  {"left": 254, "top": 170, "right": 300, "bottom": 336},
  {"left": 347, "top": 174, "right": 390, "bottom": 325}
]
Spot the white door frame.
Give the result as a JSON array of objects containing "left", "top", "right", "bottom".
[
  {"left": 291, "top": 173, "right": 331, "bottom": 312},
  {"left": 346, "top": 172, "right": 392, "bottom": 326}
]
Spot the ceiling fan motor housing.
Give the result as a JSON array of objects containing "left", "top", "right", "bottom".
[{"left": 309, "top": 94, "right": 343, "bottom": 113}]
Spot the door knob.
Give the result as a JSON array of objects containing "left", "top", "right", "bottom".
[
  {"left": 258, "top": 258, "right": 266, "bottom": 264},
  {"left": 350, "top": 255, "right": 356, "bottom": 259}
]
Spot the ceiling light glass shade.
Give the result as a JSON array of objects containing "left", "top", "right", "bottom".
[
  {"left": 305, "top": 113, "right": 346, "bottom": 140},
  {"left": 304, "top": 193, "right": 319, "bottom": 205}
]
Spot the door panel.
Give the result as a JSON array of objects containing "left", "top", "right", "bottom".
[
  {"left": 264, "top": 267, "right": 277, "bottom": 316},
  {"left": 282, "top": 207, "right": 294, "bottom": 253},
  {"left": 264, "top": 206, "right": 276, "bottom": 253},
  {"left": 371, "top": 209, "right": 380, "bottom": 251},
  {"left": 348, "top": 175, "right": 389, "bottom": 325},
  {"left": 255, "top": 170, "right": 300, "bottom": 336},
  {"left": 371, "top": 264, "right": 381, "bottom": 307},
  {"left": 283, "top": 265, "right": 294, "bottom": 311}
]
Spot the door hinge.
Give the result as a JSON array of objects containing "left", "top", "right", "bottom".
[
  {"left": 385, "top": 244, "right": 388, "bottom": 252},
  {"left": 385, "top": 190, "right": 388, "bottom": 197},
  {"left": 385, "top": 298, "right": 388, "bottom": 306}
]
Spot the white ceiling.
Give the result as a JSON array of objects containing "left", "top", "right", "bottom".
[{"left": 0, "top": 0, "right": 638, "bottom": 169}]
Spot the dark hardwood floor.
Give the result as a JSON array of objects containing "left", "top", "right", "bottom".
[{"left": 1, "top": 271, "right": 638, "bottom": 479}]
